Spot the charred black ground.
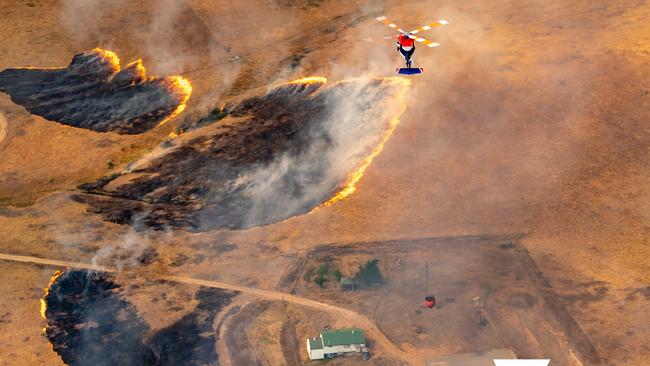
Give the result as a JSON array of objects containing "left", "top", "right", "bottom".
[
  {"left": 0, "top": 49, "right": 190, "bottom": 134},
  {"left": 43, "top": 270, "right": 237, "bottom": 366},
  {"left": 75, "top": 78, "right": 406, "bottom": 231}
]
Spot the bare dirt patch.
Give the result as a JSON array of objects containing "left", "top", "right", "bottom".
[{"left": 286, "top": 236, "right": 601, "bottom": 364}]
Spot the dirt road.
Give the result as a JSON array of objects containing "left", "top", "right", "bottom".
[
  {"left": 280, "top": 317, "right": 302, "bottom": 366},
  {"left": 0, "top": 252, "right": 414, "bottom": 364},
  {"left": 225, "top": 301, "right": 268, "bottom": 366}
]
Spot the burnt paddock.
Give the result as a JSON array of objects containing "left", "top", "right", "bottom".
[
  {"left": 0, "top": 48, "right": 190, "bottom": 134},
  {"left": 75, "top": 77, "right": 407, "bottom": 231},
  {"left": 43, "top": 269, "right": 237, "bottom": 366}
]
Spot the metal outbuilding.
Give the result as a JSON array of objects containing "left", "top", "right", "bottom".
[{"left": 306, "top": 328, "right": 366, "bottom": 360}]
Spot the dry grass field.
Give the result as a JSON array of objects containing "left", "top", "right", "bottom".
[{"left": 0, "top": 1, "right": 648, "bottom": 365}]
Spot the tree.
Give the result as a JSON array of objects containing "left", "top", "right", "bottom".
[
  {"left": 314, "top": 263, "right": 329, "bottom": 287},
  {"left": 317, "top": 263, "right": 329, "bottom": 277},
  {"left": 354, "top": 259, "right": 384, "bottom": 286},
  {"left": 333, "top": 269, "right": 342, "bottom": 282},
  {"left": 314, "top": 276, "right": 327, "bottom": 287}
]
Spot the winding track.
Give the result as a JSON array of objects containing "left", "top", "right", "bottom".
[{"left": 0, "top": 252, "right": 414, "bottom": 364}]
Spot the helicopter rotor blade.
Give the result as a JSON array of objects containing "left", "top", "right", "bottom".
[
  {"left": 409, "top": 19, "right": 449, "bottom": 34},
  {"left": 375, "top": 16, "right": 444, "bottom": 48},
  {"left": 413, "top": 36, "right": 441, "bottom": 48},
  {"left": 375, "top": 16, "right": 405, "bottom": 33}
]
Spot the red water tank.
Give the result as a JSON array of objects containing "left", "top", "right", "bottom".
[{"left": 424, "top": 295, "right": 436, "bottom": 309}]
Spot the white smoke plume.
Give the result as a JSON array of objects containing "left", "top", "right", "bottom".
[{"left": 236, "top": 77, "right": 409, "bottom": 228}]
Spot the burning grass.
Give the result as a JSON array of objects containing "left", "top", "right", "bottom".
[
  {"left": 323, "top": 77, "right": 410, "bottom": 206},
  {"left": 0, "top": 48, "right": 191, "bottom": 134},
  {"left": 75, "top": 76, "right": 410, "bottom": 231},
  {"left": 40, "top": 270, "right": 64, "bottom": 322}
]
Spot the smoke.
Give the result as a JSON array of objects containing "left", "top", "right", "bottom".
[
  {"left": 142, "top": 0, "right": 193, "bottom": 74},
  {"left": 58, "top": 0, "right": 234, "bottom": 94},
  {"left": 403, "top": 2, "right": 598, "bottom": 233},
  {"left": 72, "top": 77, "right": 409, "bottom": 232},
  {"left": 90, "top": 222, "right": 152, "bottom": 270},
  {"left": 2, "top": 2, "right": 640, "bottom": 366},
  {"left": 236, "top": 77, "right": 408, "bottom": 228},
  {"left": 22, "top": 1, "right": 647, "bottom": 364},
  {"left": 309, "top": 1, "right": 603, "bottom": 238},
  {"left": 59, "top": 0, "right": 119, "bottom": 44},
  {"left": 60, "top": 0, "right": 183, "bottom": 71}
]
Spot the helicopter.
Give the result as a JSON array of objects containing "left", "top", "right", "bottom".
[{"left": 375, "top": 16, "right": 449, "bottom": 75}]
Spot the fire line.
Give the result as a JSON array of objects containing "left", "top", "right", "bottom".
[{"left": 323, "top": 77, "right": 411, "bottom": 206}]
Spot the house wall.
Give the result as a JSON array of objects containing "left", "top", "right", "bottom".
[
  {"left": 307, "top": 336, "right": 367, "bottom": 360},
  {"left": 307, "top": 339, "right": 325, "bottom": 360},
  {"left": 309, "top": 348, "right": 325, "bottom": 360},
  {"left": 323, "top": 343, "right": 365, "bottom": 355}
]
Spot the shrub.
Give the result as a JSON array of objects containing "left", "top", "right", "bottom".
[
  {"left": 303, "top": 266, "right": 315, "bottom": 281},
  {"left": 333, "top": 269, "right": 342, "bottom": 282},
  {"left": 317, "top": 263, "right": 329, "bottom": 277},
  {"left": 314, "top": 275, "right": 327, "bottom": 287}
]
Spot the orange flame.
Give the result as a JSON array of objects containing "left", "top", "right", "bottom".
[
  {"left": 156, "top": 76, "right": 193, "bottom": 128},
  {"left": 93, "top": 49, "right": 192, "bottom": 129},
  {"left": 8, "top": 47, "right": 192, "bottom": 129},
  {"left": 40, "top": 269, "right": 66, "bottom": 363},
  {"left": 11, "top": 47, "right": 121, "bottom": 71},
  {"left": 289, "top": 76, "right": 328, "bottom": 85},
  {"left": 323, "top": 77, "right": 411, "bottom": 206},
  {"left": 92, "top": 48, "right": 120, "bottom": 72},
  {"left": 123, "top": 59, "right": 147, "bottom": 80},
  {"left": 40, "top": 270, "right": 64, "bottom": 329}
]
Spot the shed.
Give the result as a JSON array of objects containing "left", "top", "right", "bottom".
[
  {"left": 306, "top": 328, "right": 366, "bottom": 360},
  {"left": 340, "top": 277, "right": 359, "bottom": 291},
  {"left": 321, "top": 328, "right": 365, "bottom": 347}
]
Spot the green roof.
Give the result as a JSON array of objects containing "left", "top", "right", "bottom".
[
  {"left": 321, "top": 328, "right": 365, "bottom": 347},
  {"left": 308, "top": 337, "right": 323, "bottom": 350}
]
